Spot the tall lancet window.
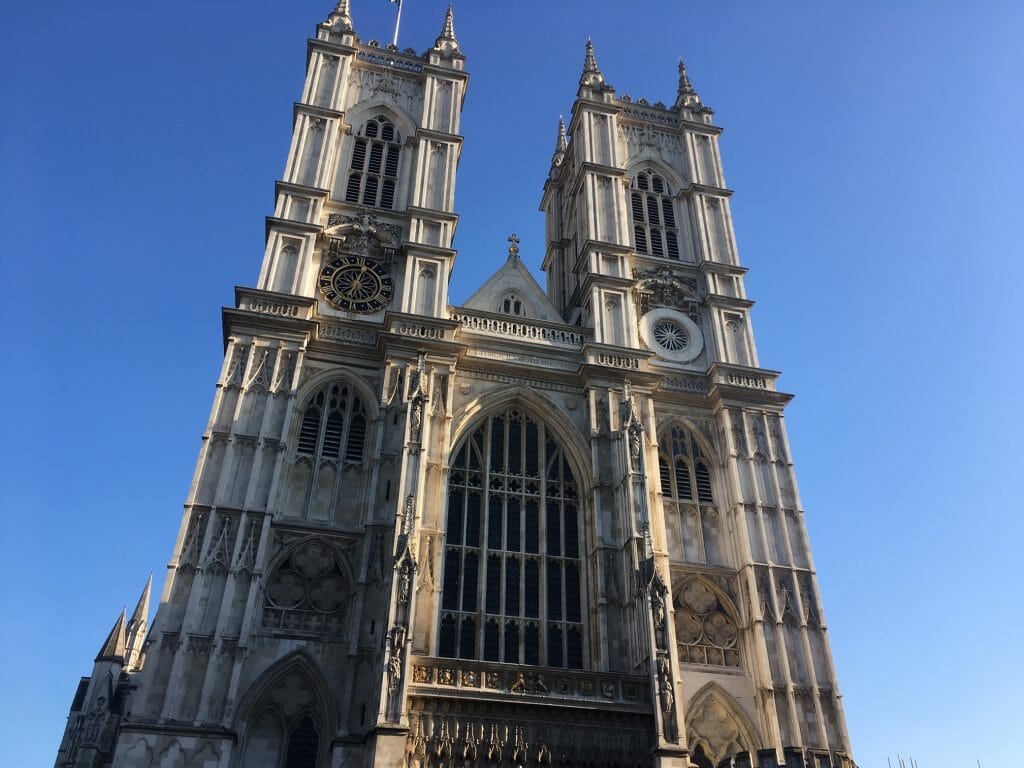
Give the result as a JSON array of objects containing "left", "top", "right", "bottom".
[
  {"left": 285, "top": 381, "right": 369, "bottom": 521},
  {"left": 344, "top": 115, "right": 401, "bottom": 210},
  {"left": 630, "top": 169, "right": 680, "bottom": 260},
  {"left": 439, "top": 409, "right": 584, "bottom": 669},
  {"left": 659, "top": 424, "right": 725, "bottom": 565}
]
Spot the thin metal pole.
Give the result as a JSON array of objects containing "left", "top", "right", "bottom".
[{"left": 392, "top": 0, "right": 403, "bottom": 47}]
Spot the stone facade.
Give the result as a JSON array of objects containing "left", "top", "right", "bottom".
[{"left": 54, "top": 4, "right": 856, "bottom": 768}]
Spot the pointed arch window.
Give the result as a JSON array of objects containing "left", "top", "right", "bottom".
[
  {"left": 439, "top": 409, "right": 584, "bottom": 669},
  {"left": 659, "top": 425, "right": 724, "bottom": 565},
  {"left": 296, "top": 382, "right": 367, "bottom": 464},
  {"left": 344, "top": 115, "right": 401, "bottom": 210},
  {"left": 500, "top": 293, "right": 527, "bottom": 317},
  {"left": 630, "top": 170, "right": 681, "bottom": 260}
]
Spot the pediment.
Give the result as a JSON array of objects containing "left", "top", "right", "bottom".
[{"left": 462, "top": 257, "right": 561, "bottom": 322}]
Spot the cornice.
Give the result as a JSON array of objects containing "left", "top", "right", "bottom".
[
  {"left": 265, "top": 216, "right": 322, "bottom": 241},
  {"left": 275, "top": 180, "right": 331, "bottom": 201},
  {"left": 705, "top": 295, "right": 755, "bottom": 311},
  {"left": 293, "top": 101, "right": 344, "bottom": 123},
  {"left": 413, "top": 127, "right": 464, "bottom": 146}
]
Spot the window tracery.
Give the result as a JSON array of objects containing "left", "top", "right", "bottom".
[
  {"left": 659, "top": 425, "right": 723, "bottom": 565},
  {"left": 674, "top": 580, "right": 741, "bottom": 668},
  {"left": 439, "top": 408, "right": 584, "bottom": 669},
  {"left": 630, "top": 170, "right": 681, "bottom": 260},
  {"left": 296, "top": 382, "right": 367, "bottom": 464},
  {"left": 262, "top": 540, "right": 351, "bottom": 634},
  {"left": 344, "top": 115, "right": 401, "bottom": 210}
]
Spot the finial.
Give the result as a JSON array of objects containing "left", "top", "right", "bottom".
[
  {"left": 579, "top": 39, "right": 606, "bottom": 90},
  {"left": 507, "top": 234, "right": 520, "bottom": 261},
  {"left": 432, "top": 5, "right": 460, "bottom": 56},
  {"left": 326, "top": 0, "right": 353, "bottom": 31},
  {"left": 677, "top": 58, "right": 694, "bottom": 95},
  {"left": 555, "top": 118, "right": 568, "bottom": 154}
]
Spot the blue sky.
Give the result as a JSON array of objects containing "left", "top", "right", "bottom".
[{"left": 2, "top": 1, "right": 1022, "bottom": 766}]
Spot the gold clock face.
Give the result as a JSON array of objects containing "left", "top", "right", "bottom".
[{"left": 318, "top": 256, "right": 393, "bottom": 314}]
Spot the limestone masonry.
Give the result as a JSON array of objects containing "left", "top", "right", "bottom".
[{"left": 55, "top": 3, "right": 856, "bottom": 767}]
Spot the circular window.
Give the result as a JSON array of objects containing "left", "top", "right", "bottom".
[
  {"left": 652, "top": 320, "right": 689, "bottom": 351},
  {"left": 640, "top": 308, "right": 704, "bottom": 363}
]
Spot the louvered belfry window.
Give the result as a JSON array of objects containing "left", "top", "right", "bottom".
[
  {"left": 659, "top": 425, "right": 724, "bottom": 565},
  {"left": 344, "top": 116, "right": 401, "bottom": 210},
  {"left": 630, "top": 170, "right": 681, "bottom": 260},
  {"left": 439, "top": 409, "right": 584, "bottom": 669},
  {"left": 296, "top": 382, "right": 367, "bottom": 464}
]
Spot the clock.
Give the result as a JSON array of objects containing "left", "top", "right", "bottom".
[{"left": 318, "top": 255, "right": 393, "bottom": 314}]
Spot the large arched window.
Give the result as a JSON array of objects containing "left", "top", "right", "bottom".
[
  {"left": 439, "top": 408, "right": 584, "bottom": 669},
  {"left": 659, "top": 425, "right": 724, "bottom": 565},
  {"left": 343, "top": 115, "right": 401, "bottom": 210},
  {"left": 630, "top": 169, "right": 680, "bottom": 260}
]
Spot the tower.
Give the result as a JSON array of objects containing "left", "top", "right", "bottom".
[{"left": 55, "top": 6, "right": 855, "bottom": 768}]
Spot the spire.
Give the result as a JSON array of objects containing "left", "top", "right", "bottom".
[
  {"left": 95, "top": 609, "right": 127, "bottom": 664},
  {"left": 673, "top": 56, "right": 703, "bottom": 110},
  {"left": 677, "top": 58, "right": 694, "bottom": 95},
  {"left": 550, "top": 118, "right": 567, "bottom": 175},
  {"left": 125, "top": 575, "right": 152, "bottom": 669},
  {"left": 432, "top": 5, "right": 460, "bottom": 57},
  {"left": 578, "top": 39, "right": 607, "bottom": 92},
  {"left": 555, "top": 118, "right": 568, "bottom": 154},
  {"left": 325, "top": 0, "right": 353, "bottom": 31}
]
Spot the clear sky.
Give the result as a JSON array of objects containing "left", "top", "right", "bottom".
[{"left": 2, "top": 1, "right": 1022, "bottom": 766}]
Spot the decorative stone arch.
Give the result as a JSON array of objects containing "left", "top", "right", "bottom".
[
  {"left": 685, "top": 681, "right": 760, "bottom": 768},
  {"left": 438, "top": 387, "right": 594, "bottom": 669},
  {"left": 672, "top": 575, "right": 744, "bottom": 668},
  {"left": 260, "top": 536, "right": 357, "bottom": 637},
  {"left": 624, "top": 158, "right": 687, "bottom": 195},
  {"left": 450, "top": 384, "right": 591, "bottom": 488},
  {"left": 344, "top": 100, "right": 417, "bottom": 145},
  {"left": 655, "top": 416, "right": 720, "bottom": 465},
  {"left": 234, "top": 650, "right": 337, "bottom": 768}
]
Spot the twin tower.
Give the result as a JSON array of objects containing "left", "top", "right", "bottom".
[{"left": 56, "top": 4, "right": 856, "bottom": 768}]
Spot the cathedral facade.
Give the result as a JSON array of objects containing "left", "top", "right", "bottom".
[{"left": 55, "top": 4, "right": 856, "bottom": 768}]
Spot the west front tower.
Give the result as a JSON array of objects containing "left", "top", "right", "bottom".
[{"left": 55, "top": 6, "right": 856, "bottom": 768}]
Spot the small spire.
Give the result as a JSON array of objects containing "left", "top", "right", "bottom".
[
  {"left": 579, "top": 39, "right": 606, "bottom": 90},
  {"left": 125, "top": 575, "right": 152, "bottom": 669},
  {"left": 128, "top": 574, "right": 152, "bottom": 630},
  {"left": 674, "top": 57, "right": 703, "bottom": 110},
  {"left": 583, "top": 39, "right": 599, "bottom": 73},
  {"left": 95, "top": 608, "right": 127, "bottom": 664},
  {"left": 555, "top": 118, "right": 568, "bottom": 154},
  {"left": 432, "top": 5, "right": 460, "bottom": 56},
  {"left": 507, "top": 234, "right": 520, "bottom": 261},
  {"left": 677, "top": 58, "right": 694, "bottom": 95},
  {"left": 326, "top": 0, "right": 353, "bottom": 31}
]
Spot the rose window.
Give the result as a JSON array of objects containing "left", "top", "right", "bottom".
[
  {"left": 674, "top": 580, "right": 741, "bottom": 668},
  {"left": 652, "top": 320, "right": 689, "bottom": 351},
  {"left": 263, "top": 540, "right": 350, "bottom": 635}
]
